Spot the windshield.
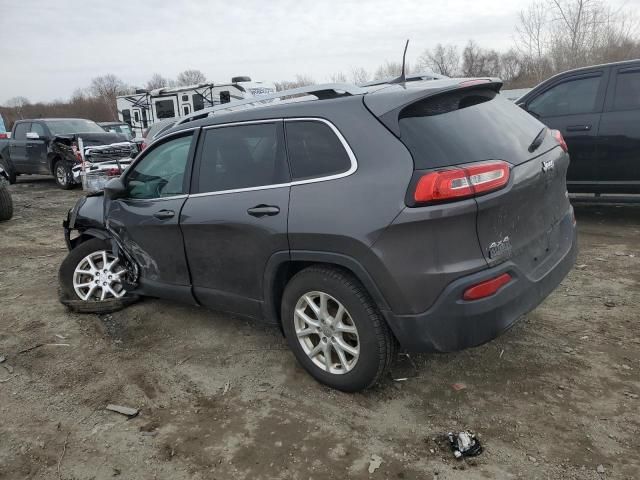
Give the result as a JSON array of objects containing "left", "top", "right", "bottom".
[
  {"left": 46, "top": 119, "right": 106, "bottom": 135},
  {"left": 103, "top": 124, "right": 134, "bottom": 138}
]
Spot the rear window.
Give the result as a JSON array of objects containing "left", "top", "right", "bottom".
[
  {"left": 285, "top": 121, "right": 352, "bottom": 181},
  {"left": 399, "top": 89, "right": 543, "bottom": 169}
]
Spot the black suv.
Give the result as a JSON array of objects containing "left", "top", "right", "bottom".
[
  {"left": 517, "top": 59, "right": 640, "bottom": 194},
  {"left": 60, "top": 80, "right": 577, "bottom": 391}
]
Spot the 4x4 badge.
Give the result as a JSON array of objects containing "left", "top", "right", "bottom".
[
  {"left": 488, "top": 236, "right": 512, "bottom": 260},
  {"left": 542, "top": 159, "right": 555, "bottom": 173}
]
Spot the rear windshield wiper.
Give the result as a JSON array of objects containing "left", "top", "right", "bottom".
[{"left": 528, "top": 128, "right": 547, "bottom": 153}]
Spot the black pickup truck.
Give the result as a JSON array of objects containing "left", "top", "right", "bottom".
[
  {"left": 517, "top": 59, "right": 640, "bottom": 194},
  {"left": 0, "top": 118, "right": 131, "bottom": 189}
]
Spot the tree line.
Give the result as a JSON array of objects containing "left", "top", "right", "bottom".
[{"left": 1, "top": 0, "right": 638, "bottom": 129}]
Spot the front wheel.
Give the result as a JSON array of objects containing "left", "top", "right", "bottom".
[
  {"left": 0, "top": 182, "right": 13, "bottom": 221},
  {"left": 281, "top": 266, "right": 396, "bottom": 392},
  {"left": 54, "top": 160, "right": 74, "bottom": 190},
  {"left": 58, "top": 238, "right": 138, "bottom": 313}
]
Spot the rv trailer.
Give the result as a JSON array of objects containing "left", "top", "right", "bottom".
[{"left": 116, "top": 77, "right": 276, "bottom": 136}]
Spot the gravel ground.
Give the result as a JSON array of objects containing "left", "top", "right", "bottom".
[{"left": 0, "top": 177, "right": 639, "bottom": 479}]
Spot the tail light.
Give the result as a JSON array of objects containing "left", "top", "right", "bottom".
[
  {"left": 463, "top": 272, "right": 512, "bottom": 301},
  {"left": 141, "top": 142, "right": 148, "bottom": 151},
  {"left": 412, "top": 160, "right": 510, "bottom": 205},
  {"left": 71, "top": 142, "right": 83, "bottom": 162},
  {"left": 0, "top": 133, "right": 8, "bottom": 139},
  {"left": 105, "top": 167, "right": 122, "bottom": 176},
  {"left": 551, "top": 129, "right": 568, "bottom": 153}
]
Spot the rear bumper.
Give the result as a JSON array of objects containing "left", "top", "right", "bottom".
[{"left": 383, "top": 222, "right": 577, "bottom": 353}]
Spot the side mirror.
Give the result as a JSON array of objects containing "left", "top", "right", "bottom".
[
  {"left": 104, "top": 177, "right": 127, "bottom": 200},
  {"left": 26, "top": 132, "right": 40, "bottom": 140}
]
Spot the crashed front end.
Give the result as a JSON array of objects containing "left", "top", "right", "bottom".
[{"left": 70, "top": 140, "right": 136, "bottom": 191}]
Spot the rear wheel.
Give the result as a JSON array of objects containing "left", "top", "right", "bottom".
[
  {"left": 281, "top": 266, "right": 395, "bottom": 392},
  {"left": 59, "top": 238, "right": 138, "bottom": 313},
  {"left": 54, "top": 160, "right": 73, "bottom": 190},
  {"left": 0, "top": 181, "right": 13, "bottom": 221}
]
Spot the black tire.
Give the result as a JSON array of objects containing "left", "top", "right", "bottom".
[
  {"left": 0, "top": 158, "right": 16, "bottom": 184},
  {"left": 53, "top": 160, "right": 74, "bottom": 190},
  {"left": 59, "top": 238, "right": 139, "bottom": 313},
  {"left": 0, "top": 182, "right": 13, "bottom": 221},
  {"left": 281, "top": 265, "right": 396, "bottom": 392}
]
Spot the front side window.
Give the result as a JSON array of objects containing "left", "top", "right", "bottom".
[
  {"left": 197, "top": 122, "right": 288, "bottom": 193},
  {"left": 612, "top": 69, "right": 640, "bottom": 111},
  {"left": 285, "top": 121, "right": 352, "bottom": 181},
  {"left": 13, "top": 123, "right": 29, "bottom": 140},
  {"left": 30, "top": 123, "right": 46, "bottom": 137},
  {"left": 127, "top": 134, "right": 193, "bottom": 199},
  {"left": 155, "top": 100, "right": 176, "bottom": 120},
  {"left": 528, "top": 75, "right": 602, "bottom": 117}
]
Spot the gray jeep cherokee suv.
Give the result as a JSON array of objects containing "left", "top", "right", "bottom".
[{"left": 60, "top": 79, "right": 577, "bottom": 391}]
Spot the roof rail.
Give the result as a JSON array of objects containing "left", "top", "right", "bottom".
[{"left": 175, "top": 83, "right": 367, "bottom": 126}]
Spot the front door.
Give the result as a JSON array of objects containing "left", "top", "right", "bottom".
[
  {"left": 180, "top": 121, "right": 290, "bottom": 318},
  {"left": 525, "top": 72, "right": 606, "bottom": 187},
  {"left": 27, "top": 122, "right": 49, "bottom": 174},
  {"left": 106, "top": 130, "right": 197, "bottom": 303}
]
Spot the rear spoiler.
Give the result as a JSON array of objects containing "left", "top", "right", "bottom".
[{"left": 364, "top": 78, "right": 503, "bottom": 137}]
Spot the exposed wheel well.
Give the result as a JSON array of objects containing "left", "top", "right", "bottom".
[
  {"left": 48, "top": 154, "right": 62, "bottom": 174},
  {"left": 267, "top": 261, "right": 383, "bottom": 328}
]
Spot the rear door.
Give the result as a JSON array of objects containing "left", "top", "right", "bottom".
[
  {"left": 597, "top": 65, "right": 640, "bottom": 187},
  {"left": 105, "top": 129, "right": 197, "bottom": 303},
  {"left": 180, "top": 121, "right": 290, "bottom": 318},
  {"left": 524, "top": 71, "right": 607, "bottom": 186}
]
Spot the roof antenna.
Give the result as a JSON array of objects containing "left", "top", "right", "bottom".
[{"left": 390, "top": 39, "right": 409, "bottom": 84}]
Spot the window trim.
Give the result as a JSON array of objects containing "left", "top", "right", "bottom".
[{"left": 188, "top": 117, "right": 358, "bottom": 198}]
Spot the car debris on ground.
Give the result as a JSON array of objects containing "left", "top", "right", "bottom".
[
  {"left": 448, "top": 431, "right": 483, "bottom": 459},
  {"left": 105, "top": 404, "right": 140, "bottom": 418},
  {"left": 368, "top": 454, "right": 383, "bottom": 473}
]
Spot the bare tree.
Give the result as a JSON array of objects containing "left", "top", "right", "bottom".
[
  {"left": 90, "top": 74, "right": 128, "bottom": 120},
  {"left": 350, "top": 67, "right": 369, "bottom": 85},
  {"left": 330, "top": 72, "right": 347, "bottom": 83},
  {"left": 416, "top": 44, "right": 460, "bottom": 76},
  {"left": 462, "top": 41, "right": 501, "bottom": 77},
  {"left": 146, "top": 73, "right": 170, "bottom": 90},
  {"left": 274, "top": 74, "right": 316, "bottom": 91},
  {"left": 4, "top": 96, "right": 30, "bottom": 119},
  {"left": 176, "top": 69, "right": 207, "bottom": 86},
  {"left": 373, "top": 61, "right": 407, "bottom": 80}
]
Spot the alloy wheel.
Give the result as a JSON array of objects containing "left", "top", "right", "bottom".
[
  {"left": 73, "top": 250, "right": 127, "bottom": 301},
  {"left": 294, "top": 291, "right": 360, "bottom": 374}
]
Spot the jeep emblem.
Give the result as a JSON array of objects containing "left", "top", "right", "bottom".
[{"left": 542, "top": 159, "right": 555, "bottom": 173}]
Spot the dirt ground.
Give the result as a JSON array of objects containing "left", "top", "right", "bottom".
[{"left": 0, "top": 177, "right": 638, "bottom": 480}]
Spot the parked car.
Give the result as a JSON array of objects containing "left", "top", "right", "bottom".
[
  {"left": 0, "top": 118, "right": 132, "bottom": 189},
  {"left": 98, "top": 122, "right": 135, "bottom": 140},
  {"left": 0, "top": 165, "right": 13, "bottom": 221},
  {"left": 59, "top": 80, "right": 577, "bottom": 391},
  {"left": 139, "top": 118, "right": 178, "bottom": 151},
  {"left": 517, "top": 59, "right": 640, "bottom": 194}
]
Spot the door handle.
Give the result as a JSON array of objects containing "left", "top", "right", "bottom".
[
  {"left": 26, "top": 144, "right": 34, "bottom": 148},
  {"left": 153, "top": 209, "right": 175, "bottom": 220},
  {"left": 247, "top": 205, "right": 280, "bottom": 217},
  {"left": 566, "top": 125, "right": 591, "bottom": 132}
]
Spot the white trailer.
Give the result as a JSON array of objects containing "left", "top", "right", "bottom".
[{"left": 116, "top": 77, "right": 276, "bottom": 136}]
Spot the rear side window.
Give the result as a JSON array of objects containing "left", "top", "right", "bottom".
[
  {"left": 399, "top": 89, "right": 544, "bottom": 169},
  {"left": 612, "top": 69, "right": 640, "bottom": 111},
  {"left": 197, "top": 122, "right": 289, "bottom": 193},
  {"left": 13, "top": 123, "right": 29, "bottom": 140},
  {"left": 528, "top": 75, "right": 601, "bottom": 117},
  {"left": 285, "top": 121, "right": 351, "bottom": 181}
]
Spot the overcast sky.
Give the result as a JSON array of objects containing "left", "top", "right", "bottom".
[{"left": 0, "top": 0, "right": 637, "bottom": 104}]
